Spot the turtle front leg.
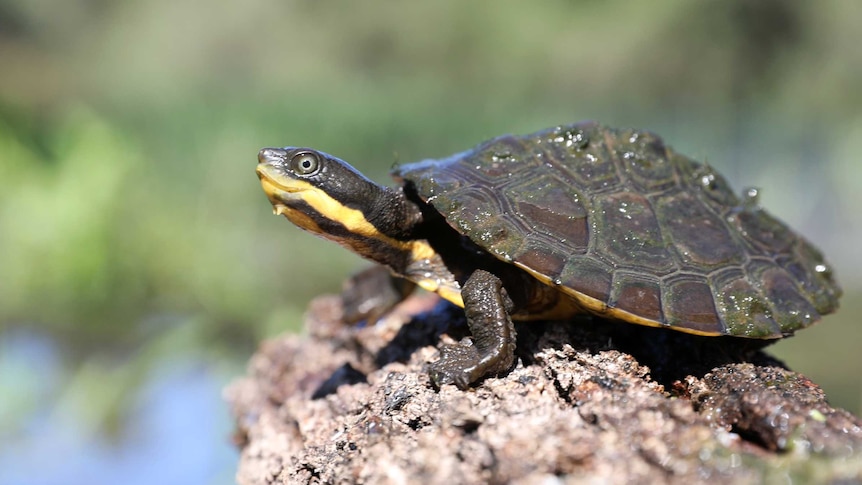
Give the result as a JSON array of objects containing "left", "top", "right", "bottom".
[
  {"left": 429, "top": 269, "right": 517, "bottom": 389},
  {"left": 341, "top": 265, "right": 416, "bottom": 324}
]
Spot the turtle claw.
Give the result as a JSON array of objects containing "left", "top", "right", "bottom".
[{"left": 428, "top": 342, "right": 481, "bottom": 390}]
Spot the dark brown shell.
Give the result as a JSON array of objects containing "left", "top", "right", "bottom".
[{"left": 394, "top": 121, "right": 841, "bottom": 337}]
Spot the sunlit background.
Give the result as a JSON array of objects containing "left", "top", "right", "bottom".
[{"left": 1, "top": 1, "right": 861, "bottom": 483}]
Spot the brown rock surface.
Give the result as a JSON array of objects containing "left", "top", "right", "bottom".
[{"left": 225, "top": 294, "right": 862, "bottom": 484}]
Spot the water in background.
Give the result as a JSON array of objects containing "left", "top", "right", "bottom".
[{"left": 0, "top": 330, "right": 238, "bottom": 485}]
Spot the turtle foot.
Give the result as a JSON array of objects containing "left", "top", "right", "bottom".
[
  {"left": 428, "top": 341, "right": 482, "bottom": 390},
  {"left": 428, "top": 338, "right": 515, "bottom": 390}
]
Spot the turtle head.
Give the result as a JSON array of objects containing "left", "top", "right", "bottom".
[
  {"left": 256, "top": 147, "right": 384, "bottom": 237},
  {"left": 256, "top": 147, "right": 425, "bottom": 268}
]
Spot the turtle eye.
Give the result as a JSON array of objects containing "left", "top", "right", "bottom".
[{"left": 291, "top": 152, "right": 320, "bottom": 176}]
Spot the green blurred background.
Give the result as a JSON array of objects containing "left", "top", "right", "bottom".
[{"left": 1, "top": 1, "right": 861, "bottom": 483}]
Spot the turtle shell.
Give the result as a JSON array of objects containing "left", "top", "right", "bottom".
[{"left": 394, "top": 121, "right": 841, "bottom": 338}]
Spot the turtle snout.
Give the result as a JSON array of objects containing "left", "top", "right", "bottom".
[{"left": 258, "top": 147, "right": 287, "bottom": 165}]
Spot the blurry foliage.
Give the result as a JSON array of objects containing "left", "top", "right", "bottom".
[{"left": 0, "top": 0, "right": 861, "bottom": 427}]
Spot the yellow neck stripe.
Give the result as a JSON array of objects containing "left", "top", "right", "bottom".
[
  {"left": 264, "top": 176, "right": 465, "bottom": 306},
  {"left": 286, "top": 179, "right": 412, "bottom": 247}
]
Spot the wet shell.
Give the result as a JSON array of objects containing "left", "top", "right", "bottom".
[{"left": 395, "top": 121, "right": 841, "bottom": 337}]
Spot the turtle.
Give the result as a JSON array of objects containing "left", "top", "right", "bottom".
[{"left": 255, "top": 121, "right": 841, "bottom": 389}]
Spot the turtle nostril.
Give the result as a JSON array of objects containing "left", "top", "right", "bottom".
[{"left": 258, "top": 148, "right": 284, "bottom": 164}]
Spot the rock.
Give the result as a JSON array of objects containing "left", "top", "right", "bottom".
[{"left": 225, "top": 294, "right": 862, "bottom": 484}]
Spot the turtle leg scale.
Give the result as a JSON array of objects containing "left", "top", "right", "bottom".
[{"left": 429, "top": 269, "right": 517, "bottom": 389}]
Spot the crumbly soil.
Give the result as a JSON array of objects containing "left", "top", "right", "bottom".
[{"left": 225, "top": 294, "right": 862, "bottom": 484}]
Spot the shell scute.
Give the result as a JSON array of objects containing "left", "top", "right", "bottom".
[
  {"left": 654, "top": 190, "right": 746, "bottom": 270},
  {"left": 593, "top": 192, "right": 674, "bottom": 274},
  {"left": 559, "top": 256, "right": 614, "bottom": 303},
  {"left": 609, "top": 272, "right": 664, "bottom": 322},
  {"left": 662, "top": 275, "right": 724, "bottom": 334},
  {"left": 715, "top": 276, "right": 781, "bottom": 338},
  {"left": 507, "top": 174, "right": 589, "bottom": 251}
]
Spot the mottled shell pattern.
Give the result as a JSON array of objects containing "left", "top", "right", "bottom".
[{"left": 395, "top": 121, "right": 841, "bottom": 338}]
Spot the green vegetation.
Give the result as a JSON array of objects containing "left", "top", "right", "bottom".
[{"left": 1, "top": 0, "right": 861, "bottom": 438}]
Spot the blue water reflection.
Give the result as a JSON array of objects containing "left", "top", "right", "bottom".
[{"left": 0, "top": 331, "right": 238, "bottom": 485}]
